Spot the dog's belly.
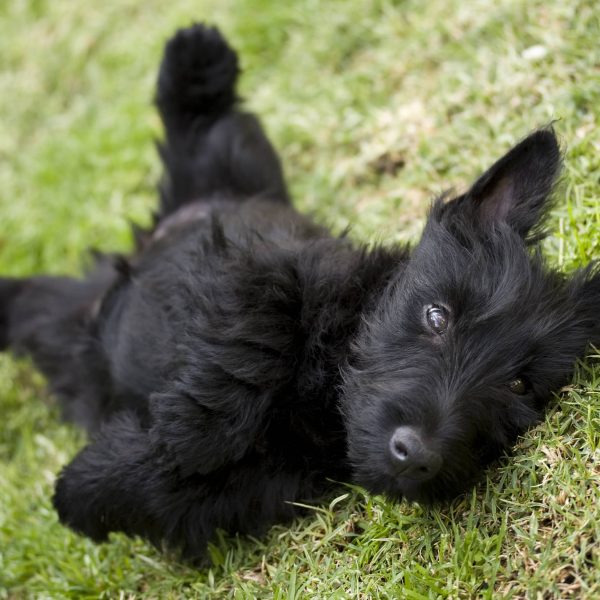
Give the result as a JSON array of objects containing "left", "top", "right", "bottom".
[
  {"left": 149, "top": 197, "right": 328, "bottom": 251},
  {"left": 96, "top": 197, "right": 330, "bottom": 414},
  {"left": 152, "top": 201, "right": 212, "bottom": 241}
]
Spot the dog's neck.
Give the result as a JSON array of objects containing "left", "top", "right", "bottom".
[{"left": 291, "top": 240, "right": 409, "bottom": 425}]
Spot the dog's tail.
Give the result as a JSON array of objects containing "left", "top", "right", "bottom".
[{"left": 155, "top": 23, "right": 289, "bottom": 219}]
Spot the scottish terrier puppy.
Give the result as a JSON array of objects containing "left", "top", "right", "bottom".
[{"left": 1, "top": 24, "right": 599, "bottom": 560}]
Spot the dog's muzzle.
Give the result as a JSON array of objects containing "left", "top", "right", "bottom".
[{"left": 388, "top": 426, "right": 442, "bottom": 481}]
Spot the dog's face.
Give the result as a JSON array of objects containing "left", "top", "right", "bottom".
[{"left": 341, "top": 130, "right": 600, "bottom": 502}]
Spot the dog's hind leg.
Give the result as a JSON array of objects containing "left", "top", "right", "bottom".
[
  {"left": 155, "top": 23, "right": 290, "bottom": 218},
  {"left": 0, "top": 271, "right": 116, "bottom": 429}
]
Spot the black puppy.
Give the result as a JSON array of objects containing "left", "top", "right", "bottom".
[{"left": 1, "top": 24, "right": 599, "bottom": 560}]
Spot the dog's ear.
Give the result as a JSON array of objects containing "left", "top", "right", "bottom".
[
  {"left": 534, "top": 268, "right": 600, "bottom": 383},
  {"left": 447, "top": 129, "right": 561, "bottom": 239}
]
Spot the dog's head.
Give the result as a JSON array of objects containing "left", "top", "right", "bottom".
[{"left": 341, "top": 129, "right": 600, "bottom": 502}]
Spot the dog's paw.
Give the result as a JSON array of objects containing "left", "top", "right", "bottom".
[
  {"left": 52, "top": 412, "right": 156, "bottom": 543},
  {"left": 53, "top": 469, "right": 111, "bottom": 542}
]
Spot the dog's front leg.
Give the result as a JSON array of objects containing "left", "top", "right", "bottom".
[
  {"left": 53, "top": 412, "right": 161, "bottom": 544},
  {"left": 53, "top": 410, "right": 315, "bottom": 560},
  {"left": 53, "top": 410, "right": 216, "bottom": 556},
  {"left": 148, "top": 385, "right": 277, "bottom": 476}
]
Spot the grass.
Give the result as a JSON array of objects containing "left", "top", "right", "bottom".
[{"left": 0, "top": 0, "right": 599, "bottom": 597}]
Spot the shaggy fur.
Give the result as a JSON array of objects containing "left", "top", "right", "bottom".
[{"left": 1, "top": 24, "right": 599, "bottom": 560}]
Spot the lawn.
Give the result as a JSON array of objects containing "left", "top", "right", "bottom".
[{"left": 0, "top": 0, "right": 599, "bottom": 598}]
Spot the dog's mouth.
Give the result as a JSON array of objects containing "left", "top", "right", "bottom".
[
  {"left": 345, "top": 413, "right": 488, "bottom": 504},
  {"left": 351, "top": 449, "right": 480, "bottom": 504},
  {"left": 391, "top": 478, "right": 431, "bottom": 502},
  {"left": 385, "top": 471, "right": 471, "bottom": 504}
]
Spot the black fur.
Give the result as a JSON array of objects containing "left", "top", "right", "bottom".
[{"left": 1, "top": 23, "right": 599, "bottom": 560}]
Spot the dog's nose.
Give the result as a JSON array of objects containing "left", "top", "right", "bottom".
[{"left": 389, "top": 426, "right": 442, "bottom": 480}]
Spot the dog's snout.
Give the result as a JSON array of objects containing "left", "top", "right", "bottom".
[{"left": 389, "top": 426, "right": 442, "bottom": 480}]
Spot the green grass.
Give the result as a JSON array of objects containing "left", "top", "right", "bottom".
[{"left": 1, "top": 0, "right": 599, "bottom": 597}]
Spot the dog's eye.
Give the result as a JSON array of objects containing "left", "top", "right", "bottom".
[
  {"left": 508, "top": 378, "right": 527, "bottom": 395},
  {"left": 425, "top": 305, "right": 449, "bottom": 334}
]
